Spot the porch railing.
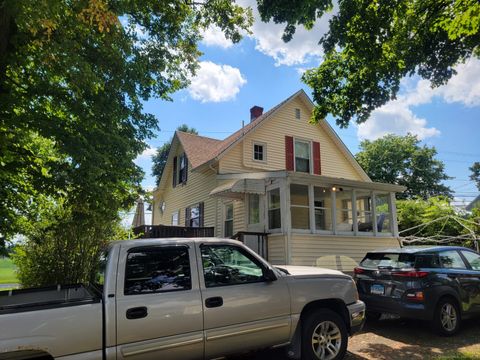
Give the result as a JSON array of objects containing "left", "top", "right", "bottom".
[{"left": 133, "top": 225, "right": 215, "bottom": 239}]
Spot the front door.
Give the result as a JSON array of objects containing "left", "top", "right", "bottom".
[
  {"left": 197, "top": 242, "right": 291, "bottom": 359},
  {"left": 115, "top": 244, "right": 203, "bottom": 360},
  {"left": 245, "top": 194, "right": 266, "bottom": 255}
]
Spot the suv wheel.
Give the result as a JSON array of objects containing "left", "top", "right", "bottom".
[
  {"left": 302, "top": 309, "right": 348, "bottom": 360},
  {"left": 432, "top": 298, "right": 461, "bottom": 336}
]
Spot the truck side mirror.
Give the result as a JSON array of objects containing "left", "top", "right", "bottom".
[{"left": 263, "top": 267, "right": 277, "bottom": 282}]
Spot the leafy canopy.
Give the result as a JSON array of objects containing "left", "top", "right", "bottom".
[
  {"left": 0, "top": 0, "right": 252, "bottom": 247},
  {"left": 152, "top": 125, "right": 198, "bottom": 186},
  {"left": 356, "top": 134, "right": 452, "bottom": 199},
  {"left": 470, "top": 162, "right": 480, "bottom": 191},
  {"left": 258, "top": 0, "right": 480, "bottom": 127}
]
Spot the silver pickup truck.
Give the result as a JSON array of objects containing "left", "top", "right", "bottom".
[{"left": 0, "top": 238, "right": 365, "bottom": 360}]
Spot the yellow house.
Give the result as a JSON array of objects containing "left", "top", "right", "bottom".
[{"left": 152, "top": 90, "right": 405, "bottom": 272}]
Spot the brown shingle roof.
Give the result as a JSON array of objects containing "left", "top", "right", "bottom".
[
  {"left": 176, "top": 131, "right": 221, "bottom": 169},
  {"left": 177, "top": 90, "right": 304, "bottom": 170}
]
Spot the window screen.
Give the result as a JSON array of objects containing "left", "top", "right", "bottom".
[{"left": 124, "top": 247, "right": 191, "bottom": 295}]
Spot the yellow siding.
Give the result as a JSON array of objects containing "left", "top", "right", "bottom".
[
  {"left": 268, "top": 234, "right": 287, "bottom": 264},
  {"left": 154, "top": 144, "right": 218, "bottom": 228},
  {"left": 219, "top": 141, "right": 244, "bottom": 173},
  {"left": 219, "top": 96, "right": 364, "bottom": 180},
  {"left": 289, "top": 234, "right": 399, "bottom": 271}
]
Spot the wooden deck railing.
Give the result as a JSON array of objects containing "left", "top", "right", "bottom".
[{"left": 133, "top": 225, "right": 215, "bottom": 239}]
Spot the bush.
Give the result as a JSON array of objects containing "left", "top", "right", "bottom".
[{"left": 12, "top": 199, "right": 132, "bottom": 288}]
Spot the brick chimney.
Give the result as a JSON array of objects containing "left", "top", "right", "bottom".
[{"left": 250, "top": 106, "right": 264, "bottom": 122}]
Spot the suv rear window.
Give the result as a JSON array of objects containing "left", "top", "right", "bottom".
[{"left": 360, "top": 253, "right": 415, "bottom": 269}]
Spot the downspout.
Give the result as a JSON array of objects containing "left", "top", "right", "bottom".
[{"left": 209, "top": 163, "right": 219, "bottom": 237}]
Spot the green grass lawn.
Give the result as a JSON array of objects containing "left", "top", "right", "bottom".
[{"left": 0, "top": 257, "right": 18, "bottom": 284}]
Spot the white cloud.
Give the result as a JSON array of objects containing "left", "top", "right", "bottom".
[
  {"left": 201, "top": 25, "right": 233, "bottom": 48},
  {"left": 357, "top": 101, "right": 440, "bottom": 140},
  {"left": 358, "top": 58, "right": 480, "bottom": 140},
  {"left": 135, "top": 146, "right": 157, "bottom": 161},
  {"left": 188, "top": 61, "right": 247, "bottom": 103},
  {"left": 238, "top": 0, "right": 335, "bottom": 66}
]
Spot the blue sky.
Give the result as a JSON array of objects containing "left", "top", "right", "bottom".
[{"left": 133, "top": 2, "right": 480, "bottom": 223}]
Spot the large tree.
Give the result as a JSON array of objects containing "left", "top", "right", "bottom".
[
  {"left": 0, "top": 0, "right": 252, "bottom": 248},
  {"left": 258, "top": 0, "right": 480, "bottom": 126},
  {"left": 470, "top": 162, "right": 480, "bottom": 191},
  {"left": 356, "top": 134, "right": 452, "bottom": 199},
  {"left": 152, "top": 125, "right": 198, "bottom": 186}
]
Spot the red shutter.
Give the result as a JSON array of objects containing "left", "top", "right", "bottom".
[
  {"left": 313, "top": 141, "right": 321, "bottom": 175},
  {"left": 285, "top": 136, "right": 294, "bottom": 171},
  {"left": 172, "top": 156, "right": 177, "bottom": 188}
]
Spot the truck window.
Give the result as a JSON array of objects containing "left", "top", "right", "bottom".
[
  {"left": 201, "top": 245, "right": 265, "bottom": 287},
  {"left": 124, "top": 246, "right": 191, "bottom": 295}
]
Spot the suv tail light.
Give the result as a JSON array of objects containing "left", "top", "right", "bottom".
[
  {"left": 354, "top": 267, "right": 365, "bottom": 275},
  {"left": 392, "top": 270, "right": 429, "bottom": 278},
  {"left": 406, "top": 291, "right": 425, "bottom": 301}
]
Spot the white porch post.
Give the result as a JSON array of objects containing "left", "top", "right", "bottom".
[
  {"left": 283, "top": 177, "right": 292, "bottom": 264},
  {"left": 352, "top": 190, "right": 358, "bottom": 235},
  {"left": 372, "top": 192, "right": 378, "bottom": 236},
  {"left": 331, "top": 188, "right": 337, "bottom": 235},
  {"left": 389, "top": 192, "right": 399, "bottom": 237}
]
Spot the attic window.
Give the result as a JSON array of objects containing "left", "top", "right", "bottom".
[
  {"left": 295, "top": 108, "right": 301, "bottom": 119},
  {"left": 253, "top": 142, "right": 266, "bottom": 162}
]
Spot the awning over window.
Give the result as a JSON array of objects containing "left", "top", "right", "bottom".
[{"left": 210, "top": 179, "right": 265, "bottom": 199}]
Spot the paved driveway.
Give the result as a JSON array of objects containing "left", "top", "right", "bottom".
[{"left": 229, "top": 316, "right": 480, "bottom": 360}]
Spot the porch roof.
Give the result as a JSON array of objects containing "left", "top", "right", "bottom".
[
  {"left": 209, "top": 179, "right": 266, "bottom": 199},
  {"left": 216, "top": 171, "right": 407, "bottom": 193}
]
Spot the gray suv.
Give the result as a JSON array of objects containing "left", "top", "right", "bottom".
[{"left": 354, "top": 246, "right": 480, "bottom": 335}]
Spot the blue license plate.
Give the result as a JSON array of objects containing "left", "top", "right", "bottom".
[{"left": 371, "top": 284, "right": 385, "bottom": 295}]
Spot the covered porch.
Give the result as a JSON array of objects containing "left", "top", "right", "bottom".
[{"left": 210, "top": 171, "right": 405, "bottom": 268}]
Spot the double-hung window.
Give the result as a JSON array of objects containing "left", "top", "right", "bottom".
[
  {"left": 224, "top": 203, "right": 234, "bottom": 237},
  {"left": 268, "top": 188, "right": 281, "bottom": 230},
  {"left": 294, "top": 140, "right": 311, "bottom": 173},
  {"left": 185, "top": 202, "right": 203, "bottom": 227},
  {"left": 253, "top": 142, "right": 265, "bottom": 162}
]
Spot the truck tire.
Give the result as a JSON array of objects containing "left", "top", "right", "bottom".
[
  {"left": 301, "top": 309, "right": 348, "bottom": 360},
  {"left": 431, "top": 297, "right": 461, "bottom": 336}
]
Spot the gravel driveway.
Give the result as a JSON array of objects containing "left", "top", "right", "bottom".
[{"left": 229, "top": 316, "right": 480, "bottom": 360}]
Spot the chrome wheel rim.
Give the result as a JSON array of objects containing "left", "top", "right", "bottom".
[
  {"left": 440, "top": 303, "right": 457, "bottom": 332},
  {"left": 311, "top": 320, "right": 342, "bottom": 360}
]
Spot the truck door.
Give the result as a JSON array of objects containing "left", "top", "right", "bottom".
[
  {"left": 115, "top": 244, "right": 203, "bottom": 360},
  {"left": 198, "top": 243, "right": 291, "bottom": 359}
]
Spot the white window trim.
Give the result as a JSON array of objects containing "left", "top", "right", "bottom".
[
  {"left": 252, "top": 141, "right": 267, "bottom": 163},
  {"left": 223, "top": 202, "right": 234, "bottom": 237},
  {"left": 171, "top": 210, "right": 179, "bottom": 226},
  {"left": 267, "top": 187, "right": 282, "bottom": 232},
  {"left": 290, "top": 184, "right": 310, "bottom": 231},
  {"left": 293, "top": 138, "right": 313, "bottom": 174},
  {"left": 295, "top": 108, "right": 301, "bottom": 120}
]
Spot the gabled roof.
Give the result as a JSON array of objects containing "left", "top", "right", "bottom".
[
  {"left": 157, "top": 89, "right": 371, "bottom": 192},
  {"left": 176, "top": 131, "right": 221, "bottom": 169}
]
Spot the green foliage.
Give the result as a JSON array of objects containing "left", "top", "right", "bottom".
[
  {"left": 356, "top": 134, "right": 452, "bottom": 199},
  {"left": 11, "top": 197, "right": 133, "bottom": 287},
  {"left": 470, "top": 162, "right": 480, "bottom": 191},
  {"left": 0, "top": 0, "right": 252, "bottom": 250},
  {"left": 0, "top": 257, "right": 17, "bottom": 284},
  {"left": 397, "top": 197, "right": 477, "bottom": 239},
  {"left": 258, "top": 0, "right": 480, "bottom": 126},
  {"left": 152, "top": 125, "right": 198, "bottom": 185}
]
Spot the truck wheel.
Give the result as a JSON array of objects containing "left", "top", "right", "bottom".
[
  {"left": 432, "top": 297, "right": 461, "bottom": 336},
  {"left": 301, "top": 309, "right": 348, "bottom": 360}
]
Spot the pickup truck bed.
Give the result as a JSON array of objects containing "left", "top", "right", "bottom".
[{"left": 0, "top": 284, "right": 100, "bottom": 314}]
